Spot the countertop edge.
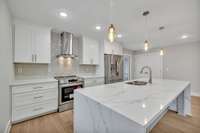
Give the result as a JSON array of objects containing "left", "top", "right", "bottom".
[{"left": 10, "top": 79, "right": 58, "bottom": 87}]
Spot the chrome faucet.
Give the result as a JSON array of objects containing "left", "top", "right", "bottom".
[{"left": 140, "top": 66, "right": 152, "bottom": 84}]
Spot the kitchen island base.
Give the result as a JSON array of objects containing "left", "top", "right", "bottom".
[{"left": 74, "top": 80, "right": 191, "bottom": 133}]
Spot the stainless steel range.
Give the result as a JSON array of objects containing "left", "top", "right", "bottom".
[{"left": 55, "top": 75, "right": 84, "bottom": 112}]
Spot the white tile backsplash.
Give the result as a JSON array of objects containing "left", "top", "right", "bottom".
[{"left": 15, "top": 64, "right": 49, "bottom": 80}]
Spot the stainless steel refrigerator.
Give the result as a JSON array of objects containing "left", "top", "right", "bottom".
[{"left": 104, "top": 54, "right": 123, "bottom": 84}]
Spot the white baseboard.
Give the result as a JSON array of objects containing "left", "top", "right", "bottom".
[
  {"left": 191, "top": 92, "right": 200, "bottom": 97},
  {"left": 4, "top": 120, "right": 11, "bottom": 133}
]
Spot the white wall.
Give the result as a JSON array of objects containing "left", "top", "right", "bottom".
[
  {"left": 134, "top": 52, "right": 163, "bottom": 79},
  {"left": 163, "top": 42, "right": 200, "bottom": 96},
  {"left": 0, "top": 0, "right": 13, "bottom": 132},
  {"left": 133, "top": 42, "right": 200, "bottom": 96}
]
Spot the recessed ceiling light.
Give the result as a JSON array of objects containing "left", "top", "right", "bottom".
[
  {"left": 95, "top": 26, "right": 101, "bottom": 30},
  {"left": 181, "top": 35, "right": 188, "bottom": 39},
  {"left": 59, "top": 12, "right": 68, "bottom": 18},
  {"left": 117, "top": 34, "right": 122, "bottom": 38}
]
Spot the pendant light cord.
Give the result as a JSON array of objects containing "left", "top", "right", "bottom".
[
  {"left": 109, "top": 0, "right": 113, "bottom": 23},
  {"left": 145, "top": 14, "right": 148, "bottom": 41},
  {"left": 144, "top": 11, "right": 149, "bottom": 41}
]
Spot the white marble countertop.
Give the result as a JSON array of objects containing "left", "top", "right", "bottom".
[
  {"left": 75, "top": 79, "right": 190, "bottom": 127},
  {"left": 10, "top": 78, "right": 58, "bottom": 86}
]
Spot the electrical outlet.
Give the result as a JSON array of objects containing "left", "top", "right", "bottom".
[{"left": 17, "top": 67, "right": 23, "bottom": 73}]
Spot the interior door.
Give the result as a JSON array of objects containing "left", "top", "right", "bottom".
[
  {"left": 123, "top": 55, "right": 130, "bottom": 81},
  {"left": 134, "top": 52, "right": 163, "bottom": 79}
]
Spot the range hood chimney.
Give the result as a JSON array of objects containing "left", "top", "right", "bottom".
[{"left": 56, "top": 32, "right": 77, "bottom": 59}]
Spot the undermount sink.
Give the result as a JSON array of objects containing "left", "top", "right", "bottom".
[{"left": 126, "top": 81, "right": 148, "bottom": 86}]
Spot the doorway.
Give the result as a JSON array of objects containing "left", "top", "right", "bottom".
[{"left": 123, "top": 55, "right": 131, "bottom": 81}]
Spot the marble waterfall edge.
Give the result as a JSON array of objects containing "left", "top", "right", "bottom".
[{"left": 74, "top": 79, "right": 191, "bottom": 133}]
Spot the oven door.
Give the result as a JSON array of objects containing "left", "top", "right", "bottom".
[{"left": 59, "top": 84, "right": 83, "bottom": 105}]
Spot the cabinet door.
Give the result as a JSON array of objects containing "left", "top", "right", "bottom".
[
  {"left": 14, "top": 24, "right": 33, "bottom": 63},
  {"left": 82, "top": 37, "right": 99, "bottom": 65},
  {"left": 104, "top": 40, "right": 112, "bottom": 54},
  {"left": 34, "top": 28, "right": 51, "bottom": 63},
  {"left": 115, "top": 43, "right": 123, "bottom": 55},
  {"left": 90, "top": 41, "right": 99, "bottom": 64},
  {"left": 82, "top": 37, "right": 91, "bottom": 64},
  {"left": 84, "top": 77, "right": 104, "bottom": 87}
]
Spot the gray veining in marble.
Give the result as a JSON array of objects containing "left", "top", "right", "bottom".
[{"left": 74, "top": 79, "right": 191, "bottom": 133}]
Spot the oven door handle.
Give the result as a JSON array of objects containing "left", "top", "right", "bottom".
[{"left": 60, "top": 83, "right": 83, "bottom": 88}]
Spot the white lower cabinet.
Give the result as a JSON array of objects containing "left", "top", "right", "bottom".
[
  {"left": 13, "top": 99, "right": 57, "bottom": 122},
  {"left": 11, "top": 81, "right": 58, "bottom": 123},
  {"left": 84, "top": 77, "right": 104, "bottom": 87}
]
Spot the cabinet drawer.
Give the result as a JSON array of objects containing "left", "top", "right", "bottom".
[
  {"left": 12, "top": 88, "right": 58, "bottom": 107},
  {"left": 84, "top": 79, "right": 95, "bottom": 87},
  {"left": 12, "top": 99, "right": 57, "bottom": 122},
  {"left": 84, "top": 77, "right": 104, "bottom": 87},
  {"left": 95, "top": 78, "right": 104, "bottom": 85},
  {"left": 12, "top": 82, "right": 58, "bottom": 94}
]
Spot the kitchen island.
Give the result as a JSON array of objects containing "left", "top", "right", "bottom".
[{"left": 74, "top": 79, "right": 191, "bottom": 133}]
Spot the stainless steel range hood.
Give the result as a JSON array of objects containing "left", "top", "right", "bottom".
[{"left": 56, "top": 32, "right": 77, "bottom": 59}]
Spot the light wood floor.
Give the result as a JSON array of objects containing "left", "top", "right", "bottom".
[{"left": 11, "top": 96, "right": 200, "bottom": 133}]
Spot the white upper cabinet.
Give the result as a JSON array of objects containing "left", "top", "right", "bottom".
[
  {"left": 14, "top": 24, "right": 33, "bottom": 63},
  {"left": 14, "top": 20, "right": 51, "bottom": 64},
  {"left": 104, "top": 40, "right": 123, "bottom": 55},
  {"left": 79, "top": 36, "right": 99, "bottom": 65},
  {"left": 33, "top": 28, "right": 51, "bottom": 63}
]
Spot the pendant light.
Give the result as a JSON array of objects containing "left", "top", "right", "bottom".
[
  {"left": 159, "top": 26, "right": 165, "bottom": 56},
  {"left": 143, "top": 11, "right": 150, "bottom": 51},
  {"left": 144, "top": 40, "right": 149, "bottom": 51},
  {"left": 108, "top": 0, "right": 116, "bottom": 43},
  {"left": 160, "top": 48, "right": 164, "bottom": 56},
  {"left": 108, "top": 24, "right": 116, "bottom": 43}
]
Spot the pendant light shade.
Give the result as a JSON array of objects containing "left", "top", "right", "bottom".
[
  {"left": 160, "top": 49, "right": 164, "bottom": 56},
  {"left": 144, "top": 40, "right": 149, "bottom": 51},
  {"left": 108, "top": 24, "right": 116, "bottom": 43}
]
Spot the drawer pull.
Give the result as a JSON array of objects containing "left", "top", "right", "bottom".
[
  {"left": 33, "top": 107, "right": 43, "bottom": 111},
  {"left": 33, "top": 86, "right": 43, "bottom": 89},
  {"left": 34, "top": 96, "right": 43, "bottom": 99}
]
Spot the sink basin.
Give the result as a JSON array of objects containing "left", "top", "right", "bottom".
[{"left": 126, "top": 81, "right": 148, "bottom": 86}]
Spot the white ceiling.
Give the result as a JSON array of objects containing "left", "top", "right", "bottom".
[{"left": 8, "top": 0, "right": 200, "bottom": 50}]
